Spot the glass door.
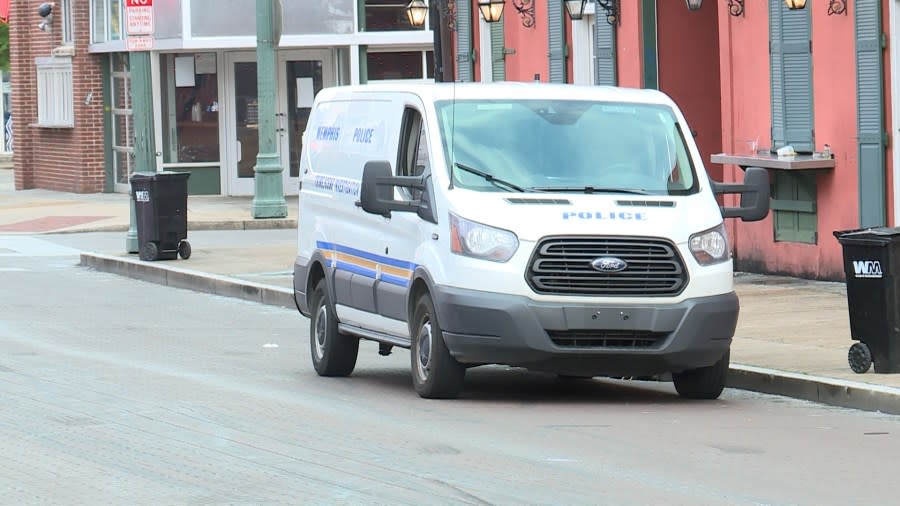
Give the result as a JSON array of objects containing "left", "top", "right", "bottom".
[
  {"left": 225, "top": 51, "right": 334, "bottom": 196},
  {"left": 278, "top": 50, "right": 334, "bottom": 194}
]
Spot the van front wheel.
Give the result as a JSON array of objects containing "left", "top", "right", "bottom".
[
  {"left": 411, "top": 293, "right": 465, "bottom": 399},
  {"left": 309, "top": 279, "right": 359, "bottom": 377},
  {"left": 672, "top": 349, "right": 730, "bottom": 400}
]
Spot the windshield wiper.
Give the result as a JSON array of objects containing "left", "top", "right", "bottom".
[
  {"left": 453, "top": 162, "right": 531, "bottom": 193},
  {"left": 529, "top": 186, "right": 650, "bottom": 195}
]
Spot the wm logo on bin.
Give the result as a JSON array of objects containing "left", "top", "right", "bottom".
[
  {"left": 135, "top": 190, "right": 150, "bottom": 202},
  {"left": 853, "top": 260, "right": 883, "bottom": 279}
]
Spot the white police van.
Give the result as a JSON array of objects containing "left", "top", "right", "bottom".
[{"left": 293, "top": 82, "right": 769, "bottom": 399}]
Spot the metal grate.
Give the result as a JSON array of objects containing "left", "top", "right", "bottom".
[
  {"left": 548, "top": 329, "right": 668, "bottom": 349},
  {"left": 527, "top": 236, "right": 687, "bottom": 296}
]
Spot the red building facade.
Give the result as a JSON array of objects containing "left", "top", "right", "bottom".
[{"left": 451, "top": 0, "right": 893, "bottom": 281}]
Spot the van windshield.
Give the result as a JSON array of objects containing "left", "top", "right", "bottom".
[{"left": 435, "top": 100, "right": 698, "bottom": 195}]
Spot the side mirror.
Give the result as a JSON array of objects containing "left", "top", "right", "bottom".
[
  {"left": 711, "top": 166, "right": 770, "bottom": 222},
  {"left": 359, "top": 160, "right": 436, "bottom": 223}
]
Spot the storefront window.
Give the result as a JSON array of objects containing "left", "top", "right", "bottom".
[
  {"left": 161, "top": 53, "right": 220, "bottom": 164},
  {"left": 364, "top": 0, "right": 422, "bottom": 31},
  {"left": 367, "top": 51, "right": 434, "bottom": 80},
  {"left": 90, "top": 0, "right": 124, "bottom": 43}
]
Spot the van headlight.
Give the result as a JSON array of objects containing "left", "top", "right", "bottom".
[
  {"left": 689, "top": 223, "right": 730, "bottom": 265},
  {"left": 450, "top": 212, "right": 519, "bottom": 262}
]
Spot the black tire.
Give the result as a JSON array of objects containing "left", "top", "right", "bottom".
[
  {"left": 411, "top": 293, "right": 465, "bottom": 399},
  {"left": 309, "top": 279, "right": 359, "bottom": 377},
  {"left": 672, "top": 349, "right": 730, "bottom": 400},
  {"left": 140, "top": 241, "right": 159, "bottom": 261},
  {"left": 848, "top": 342, "right": 873, "bottom": 374},
  {"left": 178, "top": 240, "right": 192, "bottom": 260}
]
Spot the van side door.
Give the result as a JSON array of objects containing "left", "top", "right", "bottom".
[{"left": 372, "top": 105, "right": 434, "bottom": 325}]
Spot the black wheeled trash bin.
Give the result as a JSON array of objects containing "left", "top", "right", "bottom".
[
  {"left": 130, "top": 171, "right": 191, "bottom": 262},
  {"left": 833, "top": 227, "right": 900, "bottom": 374}
]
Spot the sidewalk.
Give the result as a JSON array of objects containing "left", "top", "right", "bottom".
[{"left": 4, "top": 168, "right": 900, "bottom": 413}]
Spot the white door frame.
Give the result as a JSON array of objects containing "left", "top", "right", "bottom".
[
  {"left": 479, "top": 16, "right": 493, "bottom": 82},
  {"left": 891, "top": 0, "right": 900, "bottom": 224},
  {"left": 571, "top": 3, "right": 597, "bottom": 86},
  {"left": 223, "top": 50, "right": 335, "bottom": 196}
]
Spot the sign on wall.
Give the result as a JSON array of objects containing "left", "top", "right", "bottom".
[{"left": 126, "top": 0, "right": 154, "bottom": 50}]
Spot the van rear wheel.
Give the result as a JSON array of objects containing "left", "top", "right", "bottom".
[
  {"left": 672, "top": 349, "right": 730, "bottom": 400},
  {"left": 411, "top": 293, "right": 465, "bottom": 399},
  {"left": 309, "top": 279, "right": 359, "bottom": 377}
]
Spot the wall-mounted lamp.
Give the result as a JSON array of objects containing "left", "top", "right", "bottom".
[
  {"left": 784, "top": 0, "right": 807, "bottom": 9},
  {"left": 37, "top": 2, "right": 54, "bottom": 32},
  {"left": 686, "top": 0, "right": 703, "bottom": 10},
  {"left": 478, "top": 0, "right": 505, "bottom": 24},
  {"left": 597, "top": 0, "right": 619, "bottom": 26},
  {"left": 565, "top": 0, "right": 587, "bottom": 20},
  {"left": 727, "top": 0, "right": 744, "bottom": 17},
  {"left": 827, "top": 0, "right": 847, "bottom": 15},
  {"left": 404, "top": 0, "right": 429, "bottom": 27}
]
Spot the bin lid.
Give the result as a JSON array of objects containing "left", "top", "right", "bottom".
[
  {"left": 130, "top": 171, "right": 191, "bottom": 183},
  {"left": 834, "top": 227, "right": 900, "bottom": 244}
]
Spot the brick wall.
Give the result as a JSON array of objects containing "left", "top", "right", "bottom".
[{"left": 11, "top": 0, "right": 107, "bottom": 193}]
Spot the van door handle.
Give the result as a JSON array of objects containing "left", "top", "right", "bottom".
[{"left": 237, "top": 140, "right": 242, "bottom": 162}]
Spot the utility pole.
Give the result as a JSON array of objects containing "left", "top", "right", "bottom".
[
  {"left": 252, "top": 0, "right": 287, "bottom": 219},
  {"left": 125, "top": 52, "right": 156, "bottom": 253}
]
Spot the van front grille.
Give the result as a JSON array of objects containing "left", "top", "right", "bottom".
[
  {"left": 526, "top": 236, "right": 687, "bottom": 296},
  {"left": 548, "top": 330, "right": 668, "bottom": 349}
]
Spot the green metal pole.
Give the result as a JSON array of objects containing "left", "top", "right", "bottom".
[
  {"left": 126, "top": 51, "right": 156, "bottom": 253},
  {"left": 252, "top": 0, "right": 287, "bottom": 218}
]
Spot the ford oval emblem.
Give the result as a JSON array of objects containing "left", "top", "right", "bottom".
[{"left": 591, "top": 257, "right": 628, "bottom": 273}]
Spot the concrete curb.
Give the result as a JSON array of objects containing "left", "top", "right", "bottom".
[
  {"left": 79, "top": 252, "right": 900, "bottom": 414},
  {"left": 79, "top": 252, "right": 295, "bottom": 309},
  {"left": 727, "top": 365, "right": 900, "bottom": 415}
]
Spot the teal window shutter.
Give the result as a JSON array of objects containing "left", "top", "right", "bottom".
[
  {"left": 456, "top": 1, "right": 473, "bottom": 82},
  {"left": 769, "top": 1, "right": 814, "bottom": 153},
  {"left": 594, "top": 15, "right": 616, "bottom": 86},
  {"left": 548, "top": 3, "right": 566, "bottom": 83},
  {"left": 855, "top": 0, "right": 886, "bottom": 227},
  {"left": 491, "top": 21, "right": 506, "bottom": 81},
  {"left": 772, "top": 172, "right": 817, "bottom": 244}
]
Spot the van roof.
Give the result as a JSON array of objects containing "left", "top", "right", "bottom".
[{"left": 317, "top": 82, "right": 677, "bottom": 107}]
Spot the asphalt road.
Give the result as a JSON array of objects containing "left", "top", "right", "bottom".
[{"left": 2, "top": 235, "right": 900, "bottom": 505}]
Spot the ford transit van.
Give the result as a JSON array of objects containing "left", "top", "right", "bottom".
[{"left": 293, "top": 82, "right": 768, "bottom": 399}]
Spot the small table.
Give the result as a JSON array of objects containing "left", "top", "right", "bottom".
[{"left": 710, "top": 151, "right": 835, "bottom": 171}]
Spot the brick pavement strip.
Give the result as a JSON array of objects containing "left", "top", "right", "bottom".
[{"left": 79, "top": 252, "right": 900, "bottom": 415}]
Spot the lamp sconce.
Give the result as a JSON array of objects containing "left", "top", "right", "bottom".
[
  {"left": 511, "top": 0, "right": 535, "bottom": 28},
  {"left": 784, "top": 0, "right": 807, "bottom": 8},
  {"left": 686, "top": 0, "right": 703, "bottom": 10},
  {"left": 404, "top": 0, "right": 458, "bottom": 31},
  {"left": 597, "top": 0, "right": 619, "bottom": 26},
  {"left": 727, "top": 0, "right": 744, "bottom": 17},
  {"left": 37, "top": 2, "right": 55, "bottom": 32},
  {"left": 828, "top": 0, "right": 847, "bottom": 15}
]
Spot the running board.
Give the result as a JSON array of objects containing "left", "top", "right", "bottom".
[{"left": 339, "top": 324, "right": 411, "bottom": 349}]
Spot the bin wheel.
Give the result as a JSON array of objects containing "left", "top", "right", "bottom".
[
  {"left": 848, "top": 342, "right": 873, "bottom": 374},
  {"left": 140, "top": 241, "right": 159, "bottom": 261},
  {"left": 178, "top": 240, "right": 192, "bottom": 260}
]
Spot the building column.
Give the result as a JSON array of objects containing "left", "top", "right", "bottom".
[
  {"left": 252, "top": 0, "right": 287, "bottom": 218},
  {"left": 126, "top": 51, "right": 156, "bottom": 253}
]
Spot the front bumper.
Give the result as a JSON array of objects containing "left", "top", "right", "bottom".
[{"left": 433, "top": 285, "right": 738, "bottom": 377}]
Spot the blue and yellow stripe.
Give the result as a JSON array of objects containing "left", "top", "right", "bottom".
[{"left": 317, "top": 241, "right": 416, "bottom": 287}]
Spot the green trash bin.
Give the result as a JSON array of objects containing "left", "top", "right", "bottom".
[
  {"left": 834, "top": 227, "right": 900, "bottom": 374},
  {"left": 131, "top": 171, "right": 191, "bottom": 262}
]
